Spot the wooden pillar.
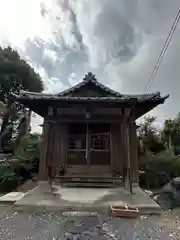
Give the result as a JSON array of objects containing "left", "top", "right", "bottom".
[
  {"left": 85, "top": 123, "right": 90, "bottom": 167},
  {"left": 38, "top": 120, "right": 49, "bottom": 181},
  {"left": 54, "top": 122, "right": 67, "bottom": 171},
  {"left": 124, "top": 121, "right": 133, "bottom": 193},
  {"left": 110, "top": 123, "right": 122, "bottom": 175},
  {"left": 129, "top": 122, "right": 139, "bottom": 183},
  {"left": 121, "top": 117, "right": 128, "bottom": 183},
  {"left": 122, "top": 108, "right": 133, "bottom": 194}
]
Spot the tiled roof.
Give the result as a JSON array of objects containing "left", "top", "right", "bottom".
[
  {"left": 12, "top": 91, "right": 169, "bottom": 104},
  {"left": 57, "top": 72, "right": 123, "bottom": 97},
  {"left": 11, "top": 72, "right": 169, "bottom": 104}
]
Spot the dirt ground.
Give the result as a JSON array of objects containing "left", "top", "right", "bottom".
[
  {"left": 0, "top": 206, "right": 178, "bottom": 239},
  {"left": 151, "top": 209, "right": 180, "bottom": 238},
  {"left": 12, "top": 181, "right": 180, "bottom": 238}
]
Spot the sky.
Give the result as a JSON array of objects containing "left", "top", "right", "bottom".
[{"left": 0, "top": 0, "right": 180, "bottom": 132}]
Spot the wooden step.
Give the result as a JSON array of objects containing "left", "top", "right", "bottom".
[
  {"left": 54, "top": 176, "right": 123, "bottom": 187},
  {"left": 60, "top": 182, "right": 117, "bottom": 188},
  {"left": 54, "top": 165, "right": 123, "bottom": 187},
  {"left": 55, "top": 175, "right": 123, "bottom": 180},
  {"left": 66, "top": 165, "right": 112, "bottom": 176}
]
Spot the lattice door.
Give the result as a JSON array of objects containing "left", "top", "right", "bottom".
[{"left": 90, "top": 132, "right": 110, "bottom": 165}]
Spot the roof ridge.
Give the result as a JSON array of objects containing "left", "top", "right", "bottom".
[{"left": 57, "top": 72, "right": 123, "bottom": 97}]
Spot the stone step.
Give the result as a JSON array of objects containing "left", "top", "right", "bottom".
[{"left": 0, "top": 192, "right": 25, "bottom": 204}]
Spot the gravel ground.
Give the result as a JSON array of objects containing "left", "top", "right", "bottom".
[{"left": 0, "top": 205, "right": 179, "bottom": 239}]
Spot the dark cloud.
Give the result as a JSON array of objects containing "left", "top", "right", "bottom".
[{"left": 20, "top": 0, "right": 180, "bottom": 124}]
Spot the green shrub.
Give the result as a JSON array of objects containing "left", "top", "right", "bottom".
[
  {"left": 0, "top": 163, "right": 20, "bottom": 193},
  {"left": 139, "top": 150, "right": 180, "bottom": 189},
  {"left": 12, "top": 133, "right": 40, "bottom": 177},
  {"left": 13, "top": 133, "right": 40, "bottom": 160},
  {"left": 0, "top": 133, "right": 40, "bottom": 193}
]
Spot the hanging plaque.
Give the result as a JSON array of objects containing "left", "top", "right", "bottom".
[
  {"left": 48, "top": 106, "right": 53, "bottom": 116},
  {"left": 57, "top": 108, "right": 62, "bottom": 115}
]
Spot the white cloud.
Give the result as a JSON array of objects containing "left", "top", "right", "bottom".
[
  {"left": 0, "top": 0, "right": 53, "bottom": 47},
  {"left": 0, "top": 0, "right": 180, "bottom": 132}
]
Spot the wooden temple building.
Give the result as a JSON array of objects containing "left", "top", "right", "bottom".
[{"left": 13, "top": 72, "right": 168, "bottom": 190}]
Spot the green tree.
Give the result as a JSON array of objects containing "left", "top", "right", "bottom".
[
  {"left": 162, "top": 113, "right": 180, "bottom": 155},
  {"left": 137, "top": 116, "right": 165, "bottom": 155},
  {"left": 163, "top": 119, "right": 175, "bottom": 148},
  {"left": 0, "top": 47, "right": 44, "bottom": 150},
  {"left": 0, "top": 47, "right": 43, "bottom": 99}
]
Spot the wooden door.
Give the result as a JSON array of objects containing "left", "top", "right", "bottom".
[
  {"left": 89, "top": 124, "right": 110, "bottom": 165},
  {"left": 67, "top": 123, "right": 111, "bottom": 166},
  {"left": 67, "top": 123, "right": 87, "bottom": 165}
]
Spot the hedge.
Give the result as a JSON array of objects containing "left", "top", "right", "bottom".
[{"left": 139, "top": 149, "right": 180, "bottom": 189}]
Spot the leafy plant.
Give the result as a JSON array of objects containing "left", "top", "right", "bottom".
[
  {"left": 0, "top": 46, "right": 44, "bottom": 151},
  {"left": 139, "top": 151, "right": 180, "bottom": 189},
  {"left": 0, "top": 134, "right": 40, "bottom": 193}
]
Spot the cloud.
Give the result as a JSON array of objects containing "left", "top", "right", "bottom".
[
  {"left": 0, "top": 0, "right": 180, "bottom": 131},
  {"left": 0, "top": 0, "right": 52, "bottom": 47}
]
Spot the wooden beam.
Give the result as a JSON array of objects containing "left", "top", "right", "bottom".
[
  {"left": 47, "top": 115, "right": 124, "bottom": 123},
  {"left": 55, "top": 107, "right": 122, "bottom": 115}
]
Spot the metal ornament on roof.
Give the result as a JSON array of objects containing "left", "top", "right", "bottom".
[{"left": 83, "top": 72, "right": 97, "bottom": 82}]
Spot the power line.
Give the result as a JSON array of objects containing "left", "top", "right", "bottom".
[{"left": 144, "top": 8, "right": 180, "bottom": 93}]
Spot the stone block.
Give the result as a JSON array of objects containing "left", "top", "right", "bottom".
[{"left": 0, "top": 192, "right": 25, "bottom": 203}]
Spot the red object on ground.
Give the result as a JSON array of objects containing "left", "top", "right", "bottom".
[{"left": 108, "top": 205, "right": 139, "bottom": 218}]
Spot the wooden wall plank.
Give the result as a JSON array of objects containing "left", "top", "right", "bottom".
[{"left": 38, "top": 122, "right": 68, "bottom": 180}]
